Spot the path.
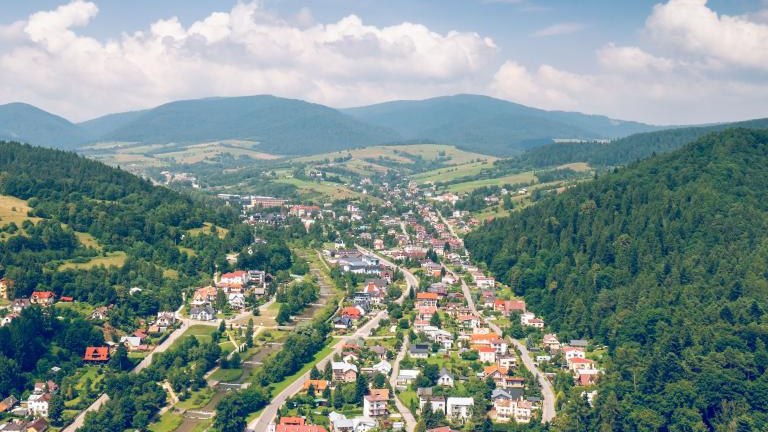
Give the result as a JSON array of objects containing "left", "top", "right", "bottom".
[
  {"left": 63, "top": 304, "right": 199, "bottom": 432},
  {"left": 389, "top": 335, "right": 417, "bottom": 431}
]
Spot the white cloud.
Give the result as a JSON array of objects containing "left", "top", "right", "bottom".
[
  {"left": 531, "top": 22, "right": 585, "bottom": 37},
  {"left": 597, "top": 43, "right": 675, "bottom": 73},
  {"left": 1, "top": 0, "right": 768, "bottom": 125},
  {"left": 0, "top": 1, "right": 497, "bottom": 121},
  {"left": 645, "top": 0, "right": 768, "bottom": 70}
]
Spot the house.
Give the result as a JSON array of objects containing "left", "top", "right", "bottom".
[
  {"left": 1, "top": 313, "right": 18, "bottom": 326},
  {"left": 563, "top": 347, "right": 586, "bottom": 362},
  {"left": 419, "top": 395, "right": 446, "bottom": 414},
  {"left": 569, "top": 358, "right": 596, "bottom": 373},
  {"left": 373, "top": 239, "right": 385, "bottom": 250},
  {"left": 396, "top": 369, "right": 420, "bottom": 388},
  {"left": 156, "top": 311, "right": 177, "bottom": 329},
  {"left": 492, "top": 396, "right": 532, "bottom": 424},
  {"left": 370, "top": 360, "right": 392, "bottom": 376},
  {"left": 369, "top": 345, "right": 388, "bottom": 361},
  {"left": 340, "top": 306, "right": 363, "bottom": 319},
  {"left": 476, "top": 346, "right": 497, "bottom": 363},
  {"left": 570, "top": 339, "right": 589, "bottom": 348},
  {"left": 493, "top": 299, "right": 526, "bottom": 315},
  {"left": 90, "top": 306, "right": 109, "bottom": 321},
  {"left": 416, "top": 292, "right": 439, "bottom": 308},
  {"left": 302, "top": 380, "right": 329, "bottom": 393},
  {"left": 192, "top": 286, "right": 218, "bottom": 306},
  {"left": 271, "top": 416, "right": 328, "bottom": 432},
  {"left": 26, "top": 418, "right": 49, "bottom": 432},
  {"left": 333, "top": 316, "right": 353, "bottom": 330},
  {"left": 120, "top": 336, "right": 147, "bottom": 351},
  {"left": 190, "top": 306, "right": 215, "bottom": 321},
  {"left": 0, "top": 278, "right": 13, "bottom": 299},
  {"left": 543, "top": 333, "right": 560, "bottom": 352},
  {"left": 409, "top": 344, "right": 430, "bottom": 359},
  {"left": 11, "top": 298, "right": 30, "bottom": 313},
  {"left": 417, "top": 306, "right": 436, "bottom": 321},
  {"left": 457, "top": 315, "right": 480, "bottom": 329},
  {"left": 437, "top": 367, "right": 454, "bottom": 387},
  {"left": 83, "top": 346, "right": 109, "bottom": 363},
  {"left": 363, "top": 389, "right": 389, "bottom": 417},
  {"left": 446, "top": 397, "right": 474, "bottom": 421},
  {"left": 331, "top": 362, "right": 358, "bottom": 382},
  {"left": 328, "top": 412, "right": 377, "bottom": 432},
  {"left": 0, "top": 395, "right": 18, "bottom": 413},
  {"left": 30, "top": 291, "right": 55, "bottom": 306},
  {"left": 520, "top": 312, "right": 544, "bottom": 328},
  {"left": 219, "top": 270, "right": 249, "bottom": 287},
  {"left": 227, "top": 293, "right": 246, "bottom": 309},
  {"left": 27, "top": 391, "right": 51, "bottom": 417},
  {"left": 498, "top": 354, "right": 517, "bottom": 369}
]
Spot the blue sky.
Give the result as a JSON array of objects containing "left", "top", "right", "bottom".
[{"left": 1, "top": 0, "right": 767, "bottom": 124}]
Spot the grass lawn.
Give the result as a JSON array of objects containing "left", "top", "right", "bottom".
[
  {"left": 55, "top": 301, "right": 94, "bottom": 318},
  {"left": 275, "top": 177, "right": 361, "bottom": 201},
  {"left": 445, "top": 171, "right": 537, "bottom": 193},
  {"left": 177, "top": 246, "right": 197, "bottom": 257},
  {"left": 0, "top": 194, "right": 40, "bottom": 226},
  {"left": 148, "top": 410, "right": 183, "bottom": 432},
  {"left": 209, "top": 367, "right": 243, "bottom": 382},
  {"left": 187, "top": 222, "right": 229, "bottom": 240},
  {"left": 267, "top": 339, "right": 337, "bottom": 395},
  {"left": 74, "top": 231, "right": 102, "bottom": 250},
  {"left": 170, "top": 325, "right": 218, "bottom": 350},
  {"left": 177, "top": 387, "right": 215, "bottom": 410},
  {"left": 398, "top": 388, "right": 418, "bottom": 411},
  {"left": 58, "top": 251, "right": 127, "bottom": 271},
  {"left": 412, "top": 161, "right": 493, "bottom": 184}
]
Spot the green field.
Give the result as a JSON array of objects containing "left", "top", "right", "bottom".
[
  {"left": 59, "top": 251, "right": 128, "bottom": 271},
  {"left": 209, "top": 367, "right": 243, "bottom": 382},
  {"left": 275, "top": 177, "right": 364, "bottom": 201},
  {"left": 0, "top": 194, "right": 40, "bottom": 228},
  {"left": 412, "top": 160, "right": 493, "bottom": 183},
  {"left": 149, "top": 410, "right": 183, "bottom": 432},
  {"left": 445, "top": 171, "right": 537, "bottom": 193},
  {"left": 187, "top": 222, "right": 229, "bottom": 239}
]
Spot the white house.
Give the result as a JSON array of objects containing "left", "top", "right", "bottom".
[
  {"left": 437, "top": 367, "right": 455, "bottom": 387},
  {"left": 27, "top": 393, "right": 51, "bottom": 417},
  {"left": 190, "top": 306, "right": 215, "bottom": 321},
  {"left": 396, "top": 369, "right": 420, "bottom": 388},
  {"left": 446, "top": 397, "right": 474, "bottom": 421}
]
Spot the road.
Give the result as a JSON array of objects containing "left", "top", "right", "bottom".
[
  {"left": 248, "top": 247, "right": 414, "bottom": 432},
  {"left": 389, "top": 335, "right": 417, "bottom": 431},
  {"left": 246, "top": 308, "right": 392, "bottom": 431},
  {"left": 435, "top": 209, "right": 556, "bottom": 424},
  {"left": 63, "top": 304, "right": 203, "bottom": 432}
]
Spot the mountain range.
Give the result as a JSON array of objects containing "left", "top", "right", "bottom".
[{"left": 0, "top": 94, "right": 665, "bottom": 156}]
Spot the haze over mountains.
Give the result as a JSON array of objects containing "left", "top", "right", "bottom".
[{"left": 0, "top": 94, "right": 668, "bottom": 156}]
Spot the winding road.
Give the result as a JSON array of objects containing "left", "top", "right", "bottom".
[{"left": 437, "top": 211, "right": 556, "bottom": 424}]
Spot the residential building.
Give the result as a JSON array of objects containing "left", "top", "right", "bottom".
[
  {"left": 437, "top": 368, "right": 454, "bottom": 387},
  {"left": 83, "top": 346, "right": 110, "bottom": 363},
  {"left": 363, "top": 389, "right": 389, "bottom": 417},
  {"left": 446, "top": 397, "right": 474, "bottom": 421},
  {"left": 190, "top": 306, "right": 215, "bottom": 321},
  {"left": 331, "top": 362, "right": 358, "bottom": 382},
  {"left": 30, "top": 291, "right": 55, "bottom": 306}
]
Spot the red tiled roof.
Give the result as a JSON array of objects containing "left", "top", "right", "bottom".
[
  {"left": 32, "top": 291, "right": 55, "bottom": 299},
  {"left": 84, "top": 346, "right": 109, "bottom": 362}
]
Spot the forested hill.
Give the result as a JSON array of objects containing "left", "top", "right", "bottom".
[
  {"left": 501, "top": 117, "right": 768, "bottom": 170},
  {"left": 465, "top": 129, "right": 768, "bottom": 430},
  {"left": 0, "top": 141, "right": 243, "bottom": 304}
]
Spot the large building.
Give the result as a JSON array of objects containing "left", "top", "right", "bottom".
[{"left": 251, "top": 196, "right": 286, "bottom": 208}]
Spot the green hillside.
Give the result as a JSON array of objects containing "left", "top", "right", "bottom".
[
  {"left": 0, "top": 102, "right": 92, "bottom": 149},
  {"left": 465, "top": 129, "right": 768, "bottom": 430},
  {"left": 508, "top": 118, "right": 768, "bottom": 169},
  {"left": 344, "top": 94, "right": 662, "bottom": 155},
  {"left": 95, "top": 95, "right": 400, "bottom": 155}
]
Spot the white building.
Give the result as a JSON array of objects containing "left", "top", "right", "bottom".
[{"left": 446, "top": 397, "right": 474, "bottom": 421}]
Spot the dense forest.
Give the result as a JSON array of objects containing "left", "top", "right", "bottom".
[
  {"left": 496, "top": 118, "right": 768, "bottom": 171},
  {"left": 465, "top": 129, "right": 768, "bottom": 430}
]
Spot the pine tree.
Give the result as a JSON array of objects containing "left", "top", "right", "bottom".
[{"left": 245, "top": 318, "right": 254, "bottom": 348}]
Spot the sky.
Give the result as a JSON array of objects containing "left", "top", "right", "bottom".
[{"left": 1, "top": 0, "right": 767, "bottom": 124}]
